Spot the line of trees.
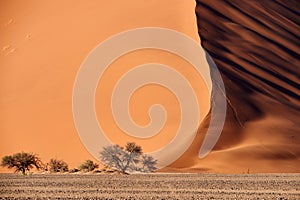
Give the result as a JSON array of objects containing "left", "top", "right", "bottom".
[
  {"left": 1, "top": 142, "right": 157, "bottom": 175},
  {"left": 0, "top": 152, "right": 73, "bottom": 175}
]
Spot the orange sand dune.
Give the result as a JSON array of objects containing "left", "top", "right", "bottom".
[
  {"left": 0, "top": 0, "right": 201, "bottom": 172},
  {"left": 166, "top": 0, "right": 300, "bottom": 173},
  {"left": 1, "top": 0, "right": 299, "bottom": 173}
]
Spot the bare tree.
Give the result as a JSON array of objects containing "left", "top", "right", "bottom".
[{"left": 99, "top": 142, "right": 157, "bottom": 173}]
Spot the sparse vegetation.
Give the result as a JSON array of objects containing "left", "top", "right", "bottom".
[
  {"left": 78, "top": 160, "right": 99, "bottom": 172},
  {"left": 69, "top": 168, "right": 79, "bottom": 173},
  {"left": 99, "top": 142, "right": 157, "bottom": 173},
  {"left": 1, "top": 152, "right": 42, "bottom": 175},
  {"left": 140, "top": 155, "right": 158, "bottom": 172},
  {"left": 1, "top": 146, "right": 157, "bottom": 175},
  {"left": 46, "top": 158, "right": 68, "bottom": 173}
]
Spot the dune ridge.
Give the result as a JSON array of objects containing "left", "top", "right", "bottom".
[{"left": 166, "top": 0, "right": 300, "bottom": 173}]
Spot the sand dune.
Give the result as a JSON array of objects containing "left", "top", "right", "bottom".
[
  {"left": 0, "top": 0, "right": 201, "bottom": 172},
  {"left": 167, "top": 0, "right": 300, "bottom": 173},
  {"left": 1, "top": 0, "right": 299, "bottom": 173}
]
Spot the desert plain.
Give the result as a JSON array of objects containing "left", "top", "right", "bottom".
[{"left": 0, "top": 173, "right": 299, "bottom": 199}]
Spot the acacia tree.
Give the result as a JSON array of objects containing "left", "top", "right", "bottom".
[
  {"left": 140, "top": 155, "right": 158, "bottom": 172},
  {"left": 1, "top": 152, "right": 42, "bottom": 175},
  {"left": 100, "top": 142, "right": 157, "bottom": 173}
]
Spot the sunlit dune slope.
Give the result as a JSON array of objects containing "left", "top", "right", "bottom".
[{"left": 0, "top": 0, "right": 202, "bottom": 172}]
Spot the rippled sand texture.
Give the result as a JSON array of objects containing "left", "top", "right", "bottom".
[
  {"left": 1, "top": 174, "right": 299, "bottom": 199},
  {"left": 169, "top": 0, "right": 300, "bottom": 172}
]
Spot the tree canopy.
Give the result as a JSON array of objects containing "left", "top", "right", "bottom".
[
  {"left": 1, "top": 152, "right": 42, "bottom": 175},
  {"left": 100, "top": 142, "right": 157, "bottom": 173}
]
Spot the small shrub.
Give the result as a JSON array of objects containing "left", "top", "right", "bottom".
[
  {"left": 93, "top": 169, "right": 102, "bottom": 173},
  {"left": 78, "top": 160, "right": 99, "bottom": 172},
  {"left": 69, "top": 168, "right": 79, "bottom": 173},
  {"left": 47, "top": 158, "right": 68, "bottom": 173}
]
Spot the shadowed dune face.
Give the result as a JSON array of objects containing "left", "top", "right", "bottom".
[
  {"left": 165, "top": 0, "right": 300, "bottom": 173},
  {"left": 168, "top": 0, "right": 299, "bottom": 172}
]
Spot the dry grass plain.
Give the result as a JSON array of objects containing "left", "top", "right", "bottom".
[{"left": 0, "top": 173, "right": 299, "bottom": 199}]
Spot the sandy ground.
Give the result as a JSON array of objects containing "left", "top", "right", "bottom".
[{"left": 0, "top": 173, "right": 299, "bottom": 199}]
